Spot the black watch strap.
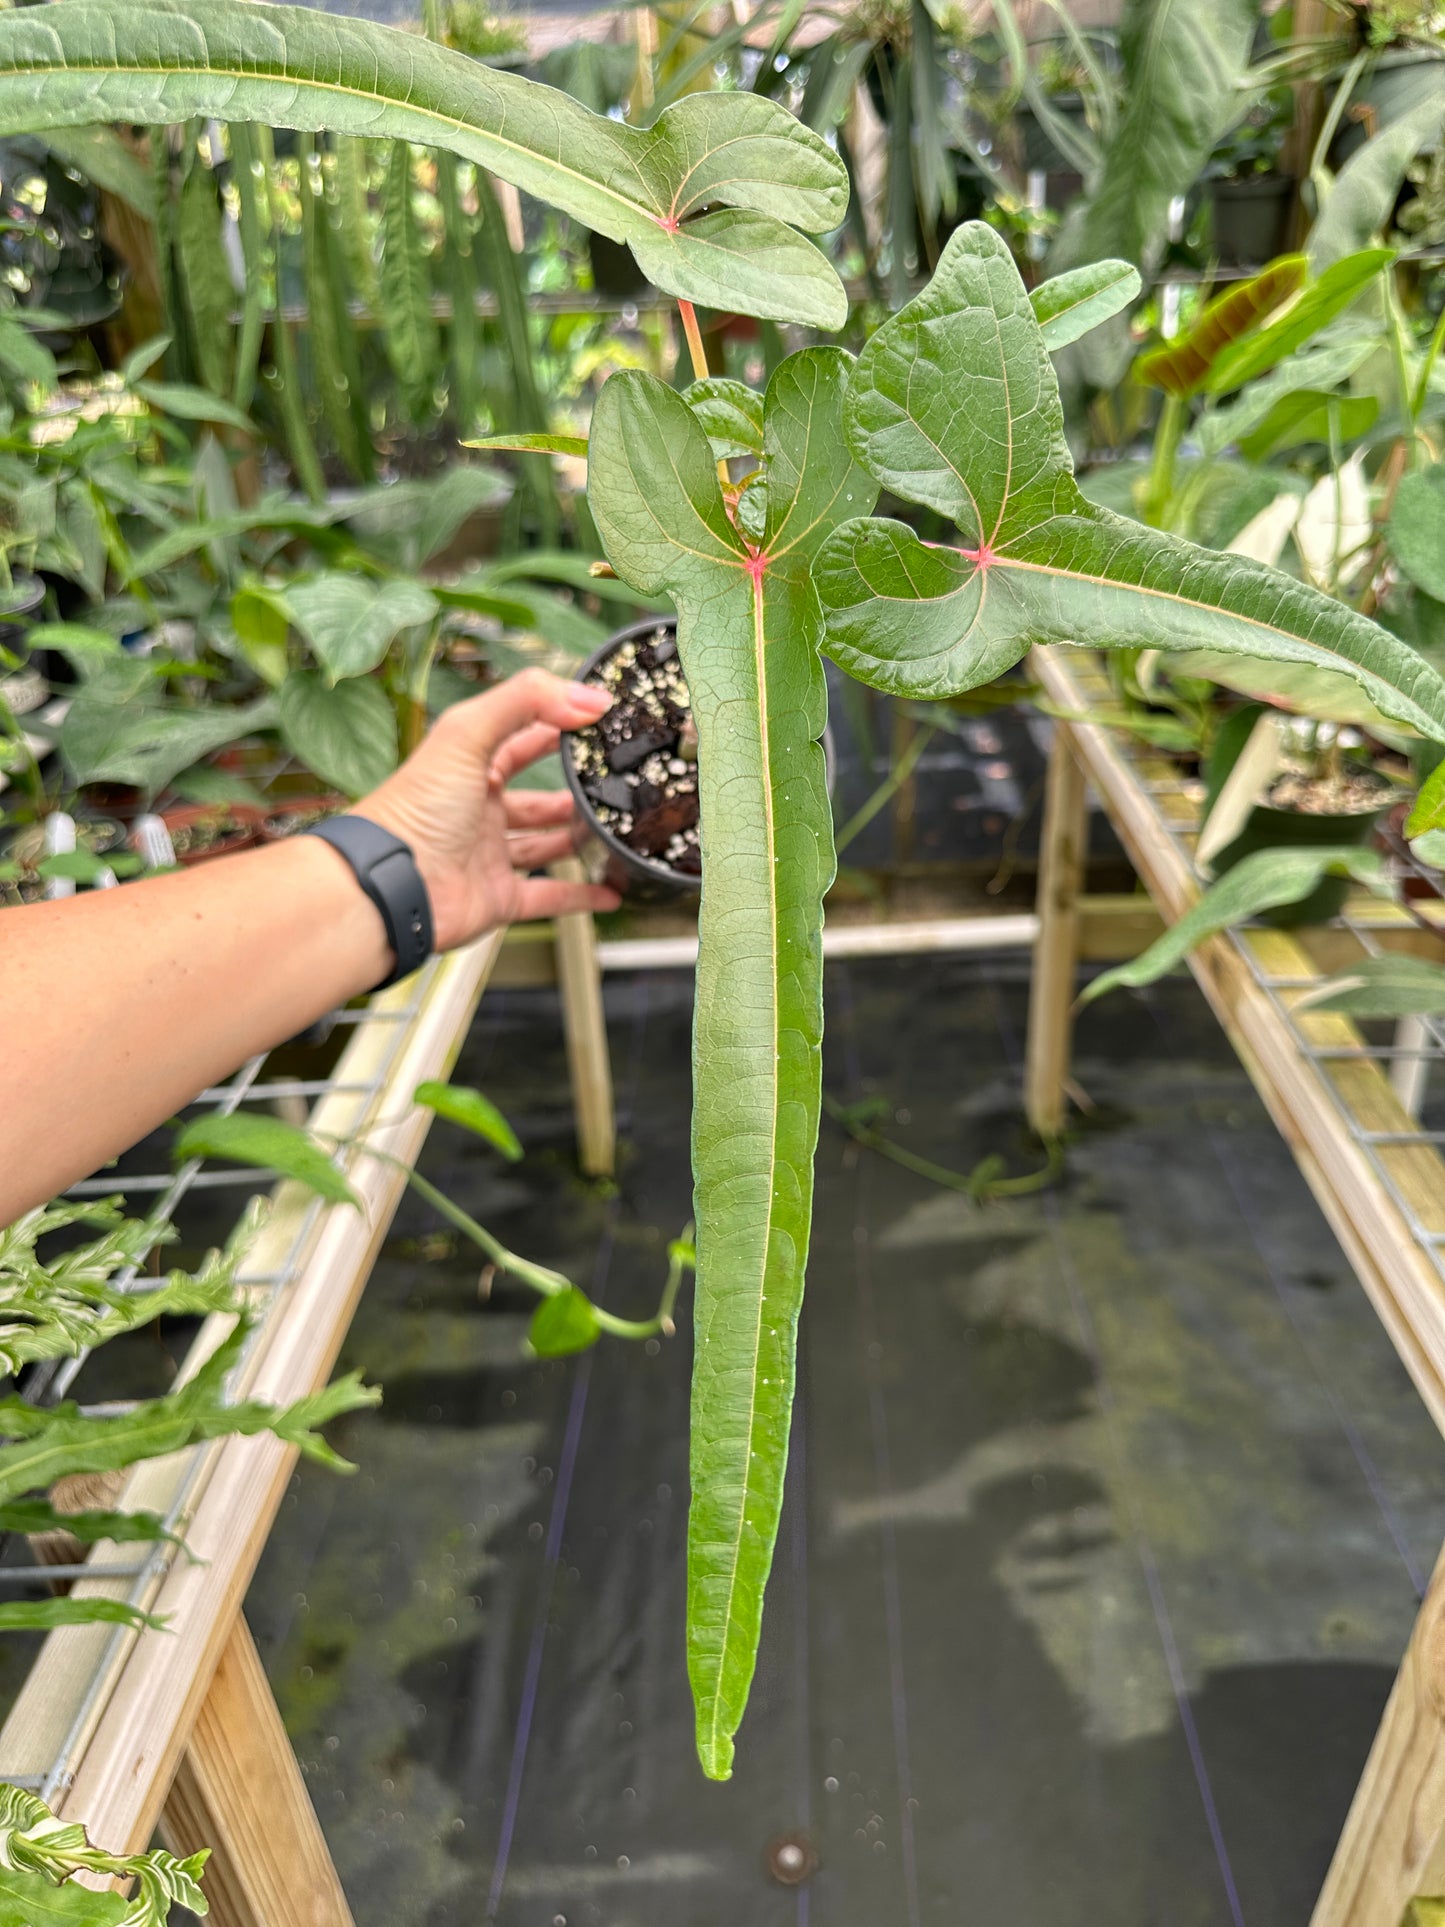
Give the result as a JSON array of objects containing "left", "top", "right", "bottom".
[{"left": 305, "top": 814, "right": 434, "bottom": 991}]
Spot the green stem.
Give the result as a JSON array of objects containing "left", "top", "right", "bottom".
[
  {"left": 360, "top": 1145, "right": 682, "bottom": 1341},
  {"left": 822, "top": 1091, "right": 1063, "bottom": 1198},
  {"left": 256, "top": 127, "right": 326, "bottom": 503},
  {"left": 834, "top": 723, "right": 935, "bottom": 856},
  {"left": 1140, "top": 392, "right": 1185, "bottom": 530},
  {"left": 1413, "top": 299, "right": 1445, "bottom": 423},
  {"left": 1386, "top": 272, "right": 1417, "bottom": 451}
]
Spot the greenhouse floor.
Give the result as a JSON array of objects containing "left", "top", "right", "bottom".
[{"left": 245, "top": 953, "right": 1445, "bottom": 1927}]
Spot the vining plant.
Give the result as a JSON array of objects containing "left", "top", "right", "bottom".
[{"left": 3, "top": 0, "right": 1445, "bottom": 1788}]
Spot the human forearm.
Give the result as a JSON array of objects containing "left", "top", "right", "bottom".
[
  {"left": 0, "top": 669, "right": 616, "bottom": 1228},
  {"left": 0, "top": 834, "right": 391, "bottom": 1219}
]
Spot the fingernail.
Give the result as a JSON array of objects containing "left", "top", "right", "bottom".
[{"left": 576, "top": 685, "right": 612, "bottom": 711}]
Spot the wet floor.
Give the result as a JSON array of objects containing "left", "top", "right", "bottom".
[{"left": 246, "top": 954, "right": 1445, "bottom": 1926}]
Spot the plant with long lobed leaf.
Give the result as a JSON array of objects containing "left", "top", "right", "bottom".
[
  {"left": 4, "top": 0, "right": 1445, "bottom": 1791},
  {"left": 586, "top": 222, "right": 1445, "bottom": 1777}
]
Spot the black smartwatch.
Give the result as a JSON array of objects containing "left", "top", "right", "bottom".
[{"left": 305, "top": 814, "right": 435, "bottom": 991}]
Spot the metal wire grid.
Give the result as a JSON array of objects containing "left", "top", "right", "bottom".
[
  {"left": 1, "top": 963, "right": 443, "bottom": 1801},
  {"left": 1117, "top": 746, "right": 1445, "bottom": 1292}
]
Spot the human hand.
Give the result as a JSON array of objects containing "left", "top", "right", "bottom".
[{"left": 357, "top": 668, "right": 619, "bottom": 951}]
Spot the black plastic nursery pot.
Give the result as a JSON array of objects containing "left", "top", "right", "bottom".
[
  {"left": 1208, "top": 173, "right": 1294, "bottom": 267},
  {"left": 561, "top": 617, "right": 702, "bottom": 904}
]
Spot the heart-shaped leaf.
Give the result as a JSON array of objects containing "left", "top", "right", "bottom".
[
  {"left": 278, "top": 670, "right": 399, "bottom": 796},
  {"left": 414, "top": 1081, "right": 522, "bottom": 1161},
  {"left": 59, "top": 691, "right": 278, "bottom": 797},
  {"left": 590, "top": 348, "right": 876, "bottom": 1782},
  {"left": 1028, "top": 260, "right": 1141, "bottom": 351},
  {"left": 816, "top": 223, "right": 1445, "bottom": 744},
  {"left": 528, "top": 1288, "right": 601, "bottom": 1358},
  {"left": 286, "top": 575, "right": 439, "bottom": 684},
  {"left": 173, "top": 1112, "right": 357, "bottom": 1205},
  {"left": 0, "top": 0, "right": 848, "bottom": 326}
]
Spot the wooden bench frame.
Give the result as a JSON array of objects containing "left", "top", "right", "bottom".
[{"left": 1025, "top": 646, "right": 1445, "bottom": 1927}]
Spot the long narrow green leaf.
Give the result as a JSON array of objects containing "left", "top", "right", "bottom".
[
  {"left": 300, "top": 133, "right": 368, "bottom": 480},
  {"left": 332, "top": 134, "right": 381, "bottom": 316},
  {"left": 380, "top": 142, "right": 440, "bottom": 421},
  {"left": 0, "top": 1597, "right": 168, "bottom": 1634},
  {"left": 472, "top": 169, "right": 558, "bottom": 543},
  {"left": 1297, "top": 954, "right": 1445, "bottom": 1017},
  {"left": 590, "top": 349, "right": 877, "bottom": 1780},
  {"left": 437, "top": 150, "right": 481, "bottom": 433},
  {"left": 1029, "top": 260, "right": 1141, "bottom": 351},
  {"left": 177, "top": 151, "right": 234, "bottom": 400},
  {"left": 815, "top": 224, "right": 1445, "bottom": 745},
  {"left": 228, "top": 121, "right": 268, "bottom": 414},
  {"left": 173, "top": 1110, "right": 357, "bottom": 1203},
  {"left": 0, "top": 0, "right": 848, "bottom": 325},
  {"left": 1080, "top": 846, "right": 1387, "bottom": 1002},
  {"left": 43, "top": 123, "right": 155, "bottom": 216},
  {"left": 0, "top": 1497, "right": 183, "bottom": 1547}
]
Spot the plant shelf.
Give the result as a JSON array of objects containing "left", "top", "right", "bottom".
[{"left": 1028, "top": 644, "right": 1445, "bottom": 1927}]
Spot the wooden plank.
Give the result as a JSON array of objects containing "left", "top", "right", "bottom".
[
  {"left": 161, "top": 1617, "right": 354, "bottom": 1927},
  {"left": 0, "top": 934, "right": 500, "bottom": 1843},
  {"left": 551, "top": 860, "right": 616, "bottom": 1178},
  {"left": 1312, "top": 1541, "right": 1445, "bottom": 1927},
  {"left": 1025, "top": 726, "right": 1088, "bottom": 1136}
]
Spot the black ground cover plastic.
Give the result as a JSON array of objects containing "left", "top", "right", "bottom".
[{"left": 246, "top": 954, "right": 1445, "bottom": 1927}]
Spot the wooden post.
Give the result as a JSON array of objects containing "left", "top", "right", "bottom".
[
  {"left": 551, "top": 860, "right": 616, "bottom": 1179},
  {"left": 1311, "top": 1543, "right": 1445, "bottom": 1927},
  {"left": 1025, "top": 726, "right": 1087, "bottom": 1138},
  {"left": 161, "top": 1616, "right": 355, "bottom": 1927}
]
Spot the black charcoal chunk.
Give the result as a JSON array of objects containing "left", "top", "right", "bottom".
[
  {"left": 608, "top": 728, "right": 672, "bottom": 772},
  {"left": 585, "top": 774, "right": 635, "bottom": 811}
]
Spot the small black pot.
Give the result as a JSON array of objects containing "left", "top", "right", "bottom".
[
  {"left": 561, "top": 617, "right": 700, "bottom": 904},
  {"left": 562, "top": 617, "right": 838, "bottom": 905},
  {"left": 1208, "top": 174, "right": 1294, "bottom": 268}
]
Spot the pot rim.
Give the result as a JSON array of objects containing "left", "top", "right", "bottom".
[{"left": 559, "top": 613, "right": 701, "bottom": 895}]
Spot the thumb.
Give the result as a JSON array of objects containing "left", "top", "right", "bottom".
[{"left": 440, "top": 668, "right": 611, "bottom": 764}]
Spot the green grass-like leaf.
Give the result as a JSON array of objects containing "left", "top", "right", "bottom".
[
  {"left": 1080, "top": 846, "right": 1388, "bottom": 1003},
  {"left": 1297, "top": 954, "right": 1445, "bottom": 1018},
  {"left": 1029, "top": 260, "right": 1141, "bottom": 351},
  {"left": 0, "top": 1597, "right": 169, "bottom": 1634}
]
